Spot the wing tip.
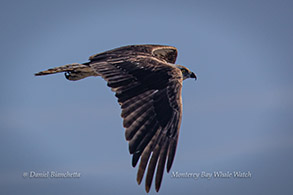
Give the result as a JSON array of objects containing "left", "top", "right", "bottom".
[
  {"left": 155, "top": 185, "right": 161, "bottom": 192},
  {"left": 137, "top": 175, "right": 143, "bottom": 185},
  {"left": 145, "top": 185, "right": 150, "bottom": 193}
]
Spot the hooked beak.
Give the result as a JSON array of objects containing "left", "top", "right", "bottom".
[{"left": 190, "top": 72, "right": 197, "bottom": 80}]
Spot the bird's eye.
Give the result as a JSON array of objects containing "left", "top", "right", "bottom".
[{"left": 182, "top": 69, "right": 188, "bottom": 75}]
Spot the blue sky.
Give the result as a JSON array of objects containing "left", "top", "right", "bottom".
[{"left": 0, "top": 0, "right": 292, "bottom": 194}]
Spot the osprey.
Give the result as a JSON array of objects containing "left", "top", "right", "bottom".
[{"left": 35, "top": 44, "right": 197, "bottom": 192}]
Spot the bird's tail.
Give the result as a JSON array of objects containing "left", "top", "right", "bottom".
[{"left": 35, "top": 63, "right": 98, "bottom": 81}]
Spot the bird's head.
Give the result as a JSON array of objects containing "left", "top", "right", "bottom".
[{"left": 175, "top": 65, "right": 197, "bottom": 81}]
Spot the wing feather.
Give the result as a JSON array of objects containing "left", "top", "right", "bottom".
[
  {"left": 125, "top": 109, "right": 154, "bottom": 141},
  {"left": 132, "top": 121, "right": 160, "bottom": 167},
  {"left": 121, "top": 90, "right": 156, "bottom": 109},
  {"left": 121, "top": 90, "right": 156, "bottom": 118},
  {"left": 137, "top": 129, "right": 161, "bottom": 184},
  {"left": 167, "top": 136, "right": 179, "bottom": 172},
  {"left": 129, "top": 116, "right": 156, "bottom": 156},
  {"left": 145, "top": 137, "right": 163, "bottom": 193},
  {"left": 123, "top": 102, "right": 153, "bottom": 128},
  {"left": 155, "top": 138, "right": 169, "bottom": 192}
]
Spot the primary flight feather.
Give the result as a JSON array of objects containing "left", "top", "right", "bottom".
[{"left": 35, "top": 44, "right": 197, "bottom": 192}]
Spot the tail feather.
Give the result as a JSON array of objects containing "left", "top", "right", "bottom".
[
  {"left": 35, "top": 63, "right": 86, "bottom": 76},
  {"left": 35, "top": 63, "right": 99, "bottom": 81}
]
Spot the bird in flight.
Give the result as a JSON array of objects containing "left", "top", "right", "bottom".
[{"left": 35, "top": 44, "right": 197, "bottom": 192}]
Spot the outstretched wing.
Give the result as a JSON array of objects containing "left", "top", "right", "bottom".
[{"left": 89, "top": 45, "right": 182, "bottom": 192}]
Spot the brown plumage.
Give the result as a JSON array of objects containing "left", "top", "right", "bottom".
[{"left": 35, "top": 44, "right": 197, "bottom": 192}]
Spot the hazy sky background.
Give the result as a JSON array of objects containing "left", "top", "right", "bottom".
[{"left": 0, "top": 0, "right": 292, "bottom": 194}]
